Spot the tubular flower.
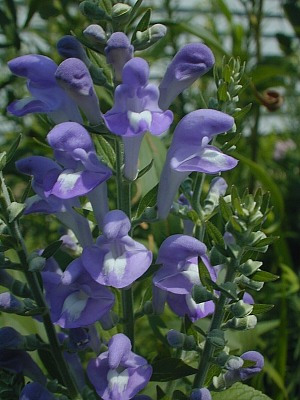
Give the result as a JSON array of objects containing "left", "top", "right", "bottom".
[
  {"left": 157, "top": 109, "right": 237, "bottom": 219},
  {"left": 55, "top": 58, "right": 102, "bottom": 125},
  {"left": 105, "top": 32, "right": 134, "bottom": 81},
  {"left": 19, "top": 382, "right": 56, "bottom": 400},
  {"left": 81, "top": 210, "right": 152, "bottom": 288},
  {"left": 7, "top": 55, "right": 82, "bottom": 124},
  {"left": 104, "top": 57, "right": 173, "bottom": 180},
  {"left": 158, "top": 43, "right": 215, "bottom": 110},
  {"left": 42, "top": 258, "right": 115, "bottom": 328},
  {"left": 152, "top": 235, "right": 217, "bottom": 321},
  {"left": 87, "top": 333, "right": 152, "bottom": 400}
]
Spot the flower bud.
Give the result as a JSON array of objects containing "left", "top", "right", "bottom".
[
  {"left": 192, "top": 285, "right": 215, "bottom": 303},
  {"left": 212, "top": 373, "right": 226, "bottom": 390},
  {"left": 0, "top": 292, "right": 24, "bottom": 314},
  {"left": 83, "top": 24, "right": 107, "bottom": 45},
  {"left": 224, "top": 315, "right": 257, "bottom": 330},
  {"left": 132, "top": 24, "right": 167, "bottom": 50},
  {"left": 230, "top": 300, "right": 253, "bottom": 317},
  {"left": 105, "top": 32, "right": 134, "bottom": 81},
  {"left": 204, "top": 177, "right": 228, "bottom": 214},
  {"left": 190, "top": 388, "right": 212, "bottom": 400},
  {"left": 225, "top": 356, "right": 244, "bottom": 370},
  {"left": 167, "top": 329, "right": 185, "bottom": 348},
  {"left": 236, "top": 275, "right": 264, "bottom": 291},
  {"left": 79, "top": 1, "right": 108, "bottom": 21},
  {"left": 112, "top": 3, "right": 132, "bottom": 25},
  {"left": 57, "top": 35, "right": 90, "bottom": 67}
]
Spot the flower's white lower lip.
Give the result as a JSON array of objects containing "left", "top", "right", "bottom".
[{"left": 127, "top": 110, "right": 152, "bottom": 132}]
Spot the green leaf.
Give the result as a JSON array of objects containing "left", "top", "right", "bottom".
[
  {"left": 254, "top": 236, "right": 278, "bottom": 247},
  {"left": 128, "top": 0, "right": 144, "bottom": 24},
  {"left": 93, "top": 135, "right": 116, "bottom": 170},
  {"left": 136, "top": 184, "right": 158, "bottom": 218},
  {"left": 137, "top": 159, "right": 154, "bottom": 179},
  {"left": 172, "top": 390, "right": 188, "bottom": 400},
  {"left": 28, "top": 256, "right": 46, "bottom": 272},
  {"left": 206, "top": 221, "right": 225, "bottom": 246},
  {"left": 252, "top": 304, "right": 274, "bottom": 315},
  {"left": 7, "top": 202, "right": 25, "bottom": 223},
  {"left": 211, "top": 382, "right": 272, "bottom": 400},
  {"left": 20, "top": 178, "right": 32, "bottom": 203},
  {"left": 151, "top": 358, "right": 198, "bottom": 382},
  {"left": 204, "top": 364, "right": 222, "bottom": 386},
  {"left": 41, "top": 240, "right": 63, "bottom": 259},
  {"left": 232, "top": 103, "right": 252, "bottom": 121},
  {"left": 156, "top": 385, "right": 167, "bottom": 400},
  {"left": 219, "top": 197, "right": 233, "bottom": 221},
  {"left": 131, "top": 8, "right": 151, "bottom": 42},
  {"left": 5, "top": 134, "right": 22, "bottom": 165},
  {"left": 199, "top": 259, "right": 214, "bottom": 292},
  {"left": 73, "top": 207, "right": 97, "bottom": 224},
  {"left": 251, "top": 270, "right": 279, "bottom": 282},
  {"left": 0, "top": 152, "right": 6, "bottom": 171}
]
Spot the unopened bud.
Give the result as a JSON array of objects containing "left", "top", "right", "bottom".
[
  {"left": 212, "top": 373, "right": 226, "bottom": 390},
  {"left": 224, "top": 315, "right": 257, "bottom": 330},
  {"left": 236, "top": 275, "right": 264, "bottom": 291},
  {"left": 112, "top": 3, "right": 132, "bottom": 25},
  {"left": 57, "top": 35, "right": 90, "bottom": 67},
  {"left": 0, "top": 292, "right": 24, "bottom": 314},
  {"left": 190, "top": 387, "right": 212, "bottom": 400},
  {"left": 225, "top": 356, "right": 244, "bottom": 370},
  {"left": 230, "top": 300, "right": 253, "bottom": 317},
  {"left": 132, "top": 24, "right": 167, "bottom": 51},
  {"left": 79, "top": 1, "right": 109, "bottom": 21},
  {"left": 166, "top": 330, "right": 196, "bottom": 350},
  {"left": 204, "top": 177, "right": 228, "bottom": 214},
  {"left": 83, "top": 24, "right": 107, "bottom": 45}
]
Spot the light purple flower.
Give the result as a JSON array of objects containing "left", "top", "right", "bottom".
[
  {"left": 42, "top": 258, "right": 115, "bottom": 328},
  {"left": 157, "top": 109, "right": 237, "bottom": 219},
  {"left": 223, "top": 351, "right": 264, "bottom": 386},
  {"left": 87, "top": 333, "right": 152, "bottom": 400},
  {"left": 83, "top": 24, "right": 107, "bottom": 46},
  {"left": 158, "top": 43, "right": 215, "bottom": 110},
  {"left": 19, "top": 382, "right": 56, "bottom": 400},
  {"left": 152, "top": 235, "right": 216, "bottom": 321},
  {"left": 55, "top": 58, "right": 102, "bottom": 125},
  {"left": 104, "top": 57, "right": 173, "bottom": 180},
  {"left": 105, "top": 32, "right": 134, "bottom": 81},
  {"left": 7, "top": 55, "right": 82, "bottom": 124},
  {"left": 81, "top": 210, "right": 152, "bottom": 288},
  {"left": 0, "top": 292, "right": 24, "bottom": 314}
]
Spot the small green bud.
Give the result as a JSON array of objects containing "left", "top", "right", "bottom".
[
  {"left": 112, "top": 3, "right": 132, "bottom": 25},
  {"left": 132, "top": 24, "right": 167, "bottom": 50},
  {"left": 236, "top": 275, "right": 264, "bottom": 291},
  {"left": 230, "top": 300, "right": 253, "bottom": 317},
  {"left": 79, "top": 1, "right": 109, "bottom": 21},
  {"left": 212, "top": 373, "right": 226, "bottom": 390},
  {"left": 225, "top": 356, "right": 244, "bottom": 370},
  {"left": 223, "top": 315, "right": 257, "bottom": 330}
]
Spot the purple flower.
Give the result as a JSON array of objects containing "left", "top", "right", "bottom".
[
  {"left": 55, "top": 58, "right": 102, "bottom": 125},
  {"left": 42, "top": 258, "right": 115, "bottom": 328},
  {"left": 81, "top": 210, "right": 152, "bottom": 288},
  {"left": 157, "top": 109, "right": 237, "bottom": 219},
  {"left": 223, "top": 351, "right": 264, "bottom": 386},
  {"left": 152, "top": 235, "right": 216, "bottom": 321},
  {"left": 83, "top": 24, "right": 107, "bottom": 46},
  {"left": 158, "top": 43, "right": 215, "bottom": 110},
  {"left": 57, "top": 35, "right": 91, "bottom": 66},
  {"left": 105, "top": 32, "right": 134, "bottom": 81},
  {"left": 19, "top": 382, "right": 56, "bottom": 400},
  {"left": 190, "top": 388, "right": 212, "bottom": 400},
  {"left": 87, "top": 333, "right": 152, "bottom": 400},
  {"left": 7, "top": 55, "right": 82, "bottom": 124},
  {"left": 0, "top": 292, "right": 24, "bottom": 314},
  {"left": 104, "top": 57, "right": 173, "bottom": 180}
]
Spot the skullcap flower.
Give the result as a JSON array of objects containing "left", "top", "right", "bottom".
[{"left": 105, "top": 32, "right": 134, "bottom": 81}]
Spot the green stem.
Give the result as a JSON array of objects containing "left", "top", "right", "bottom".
[
  {"left": 114, "top": 139, "right": 135, "bottom": 348},
  {"left": 192, "top": 265, "right": 236, "bottom": 389},
  {"left": 192, "top": 173, "right": 206, "bottom": 216},
  {"left": 0, "top": 173, "right": 81, "bottom": 400}
]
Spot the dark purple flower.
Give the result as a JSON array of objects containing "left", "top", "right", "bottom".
[
  {"left": 55, "top": 58, "right": 102, "bottom": 125},
  {"left": 87, "top": 333, "right": 152, "bottom": 400},
  {"left": 152, "top": 235, "right": 216, "bottom": 321},
  {"left": 19, "top": 382, "right": 56, "bottom": 400},
  {"left": 190, "top": 388, "right": 212, "bottom": 400},
  {"left": 158, "top": 43, "right": 215, "bottom": 110},
  {"left": 81, "top": 210, "right": 152, "bottom": 288},
  {"left": 42, "top": 258, "right": 115, "bottom": 328},
  {"left": 104, "top": 57, "right": 173, "bottom": 180},
  {"left": 7, "top": 55, "right": 82, "bottom": 124},
  {"left": 105, "top": 32, "right": 134, "bottom": 81},
  {"left": 57, "top": 35, "right": 91, "bottom": 66},
  {"left": 0, "top": 292, "right": 24, "bottom": 314},
  {"left": 157, "top": 109, "right": 237, "bottom": 219}
]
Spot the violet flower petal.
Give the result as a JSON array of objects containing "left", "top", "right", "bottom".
[
  {"left": 158, "top": 43, "right": 215, "bottom": 110},
  {"left": 105, "top": 32, "right": 134, "bottom": 81}
]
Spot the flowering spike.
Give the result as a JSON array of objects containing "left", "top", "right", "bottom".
[
  {"left": 159, "top": 43, "right": 215, "bottom": 110},
  {"left": 7, "top": 55, "right": 82, "bottom": 123},
  {"left": 55, "top": 58, "right": 102, "bottom": 125},
  {"left": 105, "top": 32, "right": 134, "bottom": 81},
  {"left": 157, "top": 109, "right": 237, "bottom": 219}
]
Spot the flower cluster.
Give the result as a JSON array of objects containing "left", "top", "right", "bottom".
[{"left": 1, "top": 7, "right": 268, "bottom": 400}]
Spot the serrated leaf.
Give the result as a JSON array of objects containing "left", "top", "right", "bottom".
[
  {"left": 251, "top": 270, "right": 279, "bottom": 282},
  {"left": 7, "top": 202, "right": 25, "bottom": 223},
  {"left": 131, "top": 8, "right": 151, "bottom": 42},
  {"left": 137, "top": 159, "right": 154, "bottom": 179},
  {"left": 151, "top": 358, "right": 198, "bottom": 382},
  {"left": 41, "top": 240, "right": 63, "bottom": 259},
  {"left": 211, "top": 382, "right": 272, "bottom": 399},
  {"left": 136, "top": 184, "right": 158, "bottom": 218},
  {"left": 206, "top": 221, "right": 225, "bottom": 246},
  {"left": 219, "top": 197, "right": 233, "bottom": 221},
  {"left": 5, "top": 134, "right": 22, "bottom": 165},
  {"left": 252, "top": 303, "right": 274, "bottom": 315},
  {"left": 94, "top": 135, "right": 116, "bottom": 170}
]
